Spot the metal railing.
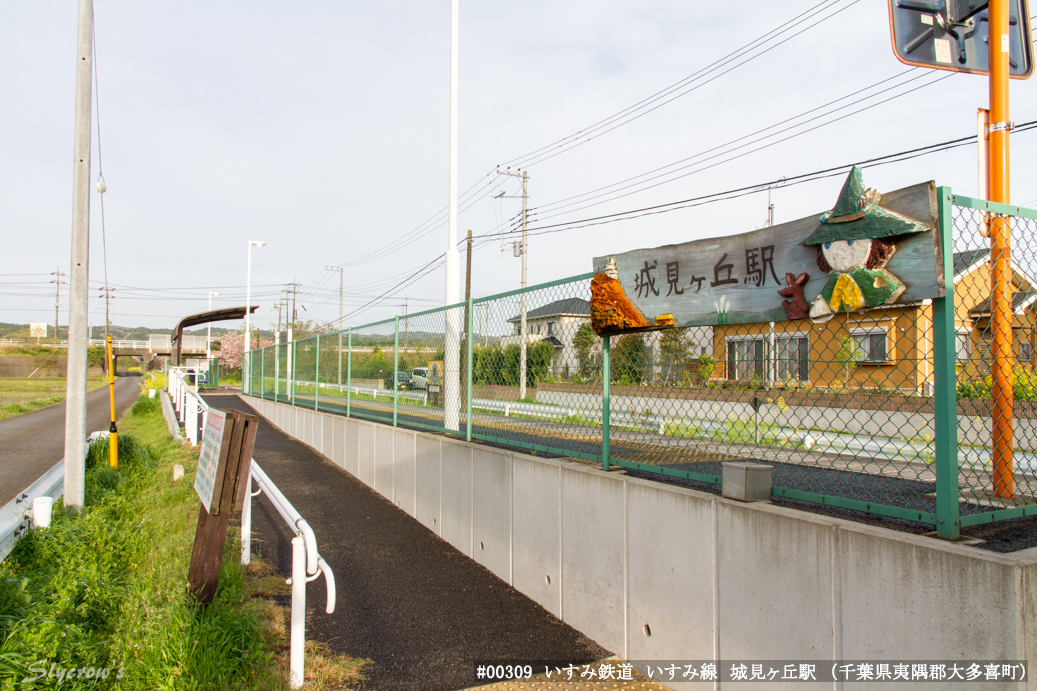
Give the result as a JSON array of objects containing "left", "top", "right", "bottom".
[
  {"left": 169, "top": 366, "right": 209, "bottom": 444},
  {"left": 241, "top": 462, "right": 336, "bottom": 690},
  {"left": 0, "top": 460, "right": 63, "bottom": 562},
  {"left": 244, "top": 191, "right": 1037, "bottom": 540},
  {"left": 167, "top": 371, "right": 335, "bottom": 688},
  {"left": 0, "top": 335, "right": 211, "bottom": 350}
]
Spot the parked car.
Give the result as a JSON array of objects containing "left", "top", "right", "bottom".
[
  {"left": 385, "top": 371, "right": 412, "bottom": 390},
  {"left": 411, "top": 367, "right": 429, "bottom": 389}
]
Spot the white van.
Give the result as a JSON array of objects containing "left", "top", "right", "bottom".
[{"left": 411, "top": 367, "right": 429, "bottom": 389}]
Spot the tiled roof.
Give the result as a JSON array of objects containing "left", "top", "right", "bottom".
[{"left": 507, "top": 298, "right": 590, "bottom": 322}]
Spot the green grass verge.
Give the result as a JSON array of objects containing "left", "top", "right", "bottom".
[{"left": 0, "top": 394, "right": 368, "bottom": 689}]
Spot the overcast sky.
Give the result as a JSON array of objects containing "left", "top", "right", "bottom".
[{"left": 2, "top": 1, "right": 1035, "bottom": 333}]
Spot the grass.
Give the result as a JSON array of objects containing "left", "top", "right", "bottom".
[
  {"left": 0, "top": 377, "right": 107, "bottom": 420},
  {"left": 0, "top": 393, "right": 369, "bottom": 689}
]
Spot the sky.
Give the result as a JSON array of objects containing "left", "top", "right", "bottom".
[{"left": 1, "top": 0, "right": 1036, "bottom": 334}]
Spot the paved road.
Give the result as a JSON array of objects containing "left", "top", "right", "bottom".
[
  {"left": 0, "top": 376, "right": 139, "bottom": 505},
  {"left": 205, "top": 393, "right": 609, "bottom": 691}
]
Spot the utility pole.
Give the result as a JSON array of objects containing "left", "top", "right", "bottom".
[
  {"left": 64, "top": 0, "right": 93, "bottom": 512},
  {"left": 98, "top": 286, "right": 115, "bottom": 341},
  {"left": 325, "top": 266, "right": 344, "bottom": 385},
  {"left": 496, "top": 167, "right": 529, "bottom": 398},
  {"left": 442, "top": 0, "right": 462, "bottom": 431},
  {"left": 51, "top": 269, "right": 66, "bottom": 341}
]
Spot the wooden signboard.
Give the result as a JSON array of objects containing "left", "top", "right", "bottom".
[
  {"left": 187, "top": 409, "right": 258, "bottom": 604},
  {"left": 591, "top": 180, "right": 944, "bottom": 328}
]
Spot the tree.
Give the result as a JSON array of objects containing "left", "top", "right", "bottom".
[
  {"left": 835, "top": 336, "right": 863, "bottom": 387},
  {"left": 659, "top": 328, "right": 695, "bottom": 386},
  {"left": 218, "top": 328, "right": 270, "bottom": 372},
  {"left": 573, "top": 323, "right": 598, "bottom": 378},
  {"left": 611, "top": 333, "right": 647, "bottom": 385}
]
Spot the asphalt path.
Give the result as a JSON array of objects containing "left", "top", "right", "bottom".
[
  {"left": 205, "top": 393, "right": 608, "bottom": 691},
  {"left": 0, "top": 376, "right": 139, "bottom": 505}
]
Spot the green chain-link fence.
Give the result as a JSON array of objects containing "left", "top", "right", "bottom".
[{"left": 244, "top": 188, "right": 1037, "bottom": 538}]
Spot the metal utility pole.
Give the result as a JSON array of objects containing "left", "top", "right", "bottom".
[
  {"left": 988, "top": 0, "right": 1014, "bottom": 498},
  {"left": 496, "top": 167, "right": 530, "bottom": 398},
  {"left": 443, "top": 0, "right": 462, "bottom": 431},
  {"left": 325, "top": 266, "right": 344, "bottom": 384},
  {"left": 51, "top": 269, "right": 66, "bottom": 341},
  {"left": 64, "top": 0, "right": 94, "bottom": 512}
]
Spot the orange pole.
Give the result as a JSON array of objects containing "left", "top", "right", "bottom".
[{"left": 988, "top": 0, "right": 1013, "bottom": 498}]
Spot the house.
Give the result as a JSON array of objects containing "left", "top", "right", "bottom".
[
  {"left": 503, "top": 297, "right": 713, "bottom": 382},
  {"left": 713, "top": 250, "right": 1037, "bottom": 392},
  {"left": 503, "top": 298, "right": 593, "bottom": 378}
]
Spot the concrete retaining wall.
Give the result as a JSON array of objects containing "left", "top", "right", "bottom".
[{"left": 245, "top": 395, "right": 1037, "bottom": 690}]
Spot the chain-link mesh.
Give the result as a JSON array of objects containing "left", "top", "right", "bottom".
[
  {"left": 241, "top": 201, "right": 1037, "bottom": 528},
  {"left": 953, "top": 205, "right": 1037, "bottom": 518},
  {"left": 469, "top": 276, "right": 603, "bottom": 461}
]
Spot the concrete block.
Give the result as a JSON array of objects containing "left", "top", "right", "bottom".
[
  {"left": 344, "top": 419, "right": 359, "bottom": 477},
  {"left": 330, "top": 417, "right": 345, "bottom": 467},
  {"left": 717, "top": 501, "right": 833, "bottom": 661},
  {"left": 357, "top": 422, "right": 375, "bottom": 487},
  {"left": 321, "top": 414, "right": 333, "bottom": 457},
  {"left": 415, "top": 436, "right": 441, "bottom": 535},
  {"left": 472, "top": 447, "right": 512, "bottom": 583},
  {"left": 394, "top": 430, "right": 416, "bottom": 516},
  {"left": 512, "top": 456, "right": 561, "bottom": 617},
  {"left": 440, "top": 440, "right": 473, "bottom": 556},
  {"left": 560, "top": 466, "right": 625, "bottom": 656},
  {"left": 721, "top": 462, "right": 772, "bottom": 502},
  {"left": 626, "top": 480, "right": 715, "bottom": 663},
  {"left": 840, "top": 526, "right": 1017, "bottom": 661},
  {"left": 375, "top": 426, "right": 394, "bottom": 498}
]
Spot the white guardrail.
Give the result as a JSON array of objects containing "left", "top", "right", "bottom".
[
  {"left": 0, "top": 461, "right": 63, "bottom": 562},
  {"left": 170, "top": 367, "right": 335, "bottom": 689}
]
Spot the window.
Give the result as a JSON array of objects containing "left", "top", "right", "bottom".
[
  {"left": 775, "top": 335, "right": 810, "bottom": 382},
  {"left": 851, "top": 328, "right": 888, "bottom": 363},
  {"left": 1021, "top": 342, "right": 1033, "bottom": 362},
  {"left": 548, "top": 321, "right": 557, "bottom": 335},
  {"left": 727, "top": 334, "right": 810, "bottom": 382},
  {"left": 727, "top": 338, "right": 764, "bottom": 381},
  {"left": 956, "top": 329, "right": 972, "bottom": 362}
]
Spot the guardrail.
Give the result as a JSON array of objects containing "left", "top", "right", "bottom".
[
  {"left": 0, "top": 336, "right": 211, "bottom": 351},
  {"left": 0, "top": 460, "right": 63, "bottom": 562},
  {"left": 242, "top": 461, "right": 335, "bottom": 689}
]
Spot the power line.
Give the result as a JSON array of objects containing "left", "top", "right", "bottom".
[{"left": 482, "top": 120, "right": 1037, "bottom": 241}]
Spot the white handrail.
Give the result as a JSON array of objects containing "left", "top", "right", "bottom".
[
  {"left": 242, "top": 459, "right": 335, "bottom": 689},
  {"left": 169, "top": 367, "right": 210, "bottom": 444}
]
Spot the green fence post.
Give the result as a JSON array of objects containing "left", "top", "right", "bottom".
[
  {"left": 602, "top": 335, "right": 611, "bottom": 470},
  {"left": 466, "top": 297, "right": 474, "bottom": 442},
  {"left": 315, "top": 333, "right": 321, "bottom": 412},
  {"left": 934, "top": 186, "right": 961, "bottom": 539},
  {"left": 347, "top": 328, "right": 352, "bottom": 418},
  {"left": 393, "top": 317, "right": 400, "bottom": 427},
  {"left": 260, "top": 348, "right": 264, "bottom": 398}
]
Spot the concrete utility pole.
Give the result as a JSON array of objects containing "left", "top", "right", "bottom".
[
  {"left": 443, "top": 0, "right": 462, "bottom": 431},
  {"left": 325, "top": 266, "right": 344, "bottom": 385},
  {"left": 64, "top": 0, "right": 94, "bottom": 511},
  {"left": 496, "top": 167, "right": 530, "bottom": 398},
  {"left": 51, "top": 269, "right": 66, "bottom": 341}
]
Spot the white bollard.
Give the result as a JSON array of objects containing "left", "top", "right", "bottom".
[
  {"left": 240, "top": 475, "right": 252, "bottom": 565},
  {"left": 289, "top": 534, "right": 306, "bottom": 689}
]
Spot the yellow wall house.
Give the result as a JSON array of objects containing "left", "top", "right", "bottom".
[{"left": 714, "top": 249, "right": 1037, "bottom": 394}]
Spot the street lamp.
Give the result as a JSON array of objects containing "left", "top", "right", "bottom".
[
  {"left": 245, "top": 241, "right": 266, "bottom": 393},
  {"left": 207, "top": 292, "right": 220, "bottom": 359}
]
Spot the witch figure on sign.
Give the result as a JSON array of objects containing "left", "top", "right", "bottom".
[{"left": 801, "top": 166, "right": 931, "bottom": 323}]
